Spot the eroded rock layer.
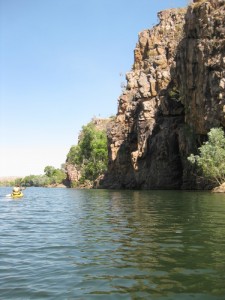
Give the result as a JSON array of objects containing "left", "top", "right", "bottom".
[{"left": 100, "top": 0, "right": 225, "bottom": 189}]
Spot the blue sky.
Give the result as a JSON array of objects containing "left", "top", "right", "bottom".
[{"left": 0, "top": 0, "right": 187, "bottom": 177}]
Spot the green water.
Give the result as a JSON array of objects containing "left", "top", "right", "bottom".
[{"left": 0, "top": 187, "right": 225, "bottom": 299}]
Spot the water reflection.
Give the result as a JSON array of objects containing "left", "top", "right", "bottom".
[
  {"left": 66, "top": 190, "right": 225, "bottom": 298},
  {"left": 0, "top": 188, "right": 225, "bottom": 299}
]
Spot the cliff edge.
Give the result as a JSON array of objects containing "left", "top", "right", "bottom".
[{"left": 99, "top": 0, "right": 225, "bottom": 189}]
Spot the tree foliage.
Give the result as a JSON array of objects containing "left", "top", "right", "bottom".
[
  {"left": 18, "top": 166, "right": 66, "bottom": 187},
  {"left": 188, "top": 128, "right": 225, "bottom": 185},
  {"left": 67, "top": 122, "right": 108, "bottom": 183},
  {"left": 21, "top": 175, "right": 50, "bottom": 187},
  {"left": 44, "top": 166, "right": 66, "bottom": 184}
]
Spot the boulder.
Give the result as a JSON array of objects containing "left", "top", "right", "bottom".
[{"left": 212, "top": 183, "right": 225, "bottom": 193}]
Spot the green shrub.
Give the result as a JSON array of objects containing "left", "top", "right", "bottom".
[
  {"left": 20, "top": 166, "right": 66, "bottom": 187},
  {"left": 44, "top": 166, "right": 66, "bottom": 184},
  {"left": 66, "top": 121, "right": 108, "bottom": 184},
  {"left": 188, "top": 128, "right": 225, "bottom": 185}
]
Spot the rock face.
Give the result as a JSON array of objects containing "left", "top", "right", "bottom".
[
  {"left": 66, "top": 163, "right": 81, "bottom": 185},
  {"left": 212, "top": 182, "right": 225, "bottom": 193},
  {"left": 100, "top": 0, "right": 225, "bottom": 190},
  {"left": 176, "top": 0, "right": 225, "bottom": 134}
]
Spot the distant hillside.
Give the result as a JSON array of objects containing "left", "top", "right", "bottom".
[
  {"left": 0, "top": 176, "right": 21, "bottom": 182},
  {"left": 0, "top": 176, "right": 21, "bottom": 186}
]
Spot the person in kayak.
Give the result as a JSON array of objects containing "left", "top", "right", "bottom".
[{"left": 11, "top": 186, "right": 23, "bottom": 198}]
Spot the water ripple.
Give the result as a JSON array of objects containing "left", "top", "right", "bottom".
[{"left": 0, "top": 188, "right": 225, "bottom": 299}]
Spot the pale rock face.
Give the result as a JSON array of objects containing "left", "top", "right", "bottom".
[
  {"left": 66, "top": 164, "right": 81, "bottom": 183},
  {"left": 212, "top": 182, "right": 225, "bottom": 193},
  {"left": 99, "top": 0, "right": 225, "bottom": 190},
  {"left": 138, "top": 72, "right": 151, "bottom": 97}
]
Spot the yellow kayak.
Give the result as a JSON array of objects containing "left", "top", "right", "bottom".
[{"left": 11, "top": 192, "right": 24, "bottom": 199}]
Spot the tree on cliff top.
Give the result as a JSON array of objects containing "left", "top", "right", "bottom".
[
  {"left": 188, "top": 128, "right": 225, "bottom": 185},
  {"left": 67, "top": 121, "right": 108, "bottom": 183}
]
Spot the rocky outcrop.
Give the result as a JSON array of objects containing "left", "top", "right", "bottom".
[
  {"left": 212, "top": 182, "right": 225, "bottom": 193},
  {"left": 66, "top": 163, "right": 81, "bottom": 186},
  {"left": 99, "top": 0, "right": 225, "bottom": 190}
]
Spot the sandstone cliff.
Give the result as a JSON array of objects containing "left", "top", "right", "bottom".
[{"left": 99, "top": 0, "right": 225, "bottom": 190}]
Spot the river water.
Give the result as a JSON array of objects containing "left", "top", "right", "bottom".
[{"left": 0, "top": 187, "right": 225, "bottom": 299}]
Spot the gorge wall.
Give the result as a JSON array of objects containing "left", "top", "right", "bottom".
[{"left": 99, "top": 0, "right": 225, "bottom": 190}]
